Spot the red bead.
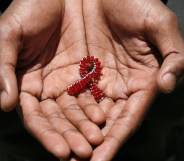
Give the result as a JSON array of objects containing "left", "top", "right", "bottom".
[{"left": 66, "top": 56, "right": 104, "bottom": 102}]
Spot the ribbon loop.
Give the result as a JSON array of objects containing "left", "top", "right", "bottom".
[{"left": 67, "top": 55, "right": 104, "bottom": 102}]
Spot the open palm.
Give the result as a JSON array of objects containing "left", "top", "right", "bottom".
[
  {"left": 77, "top": 0, "right": 183, "bottom": 160},
  {"left": 1, "top": 0, "right": 184, "bottom": 161},
  {"left": 1, "top": 0, "right": 104, "bottom": 159},
  {"left": 66, "top": 0, "right": 160, "bottom": 160},
  {"left": 57, "top": 0, "right": 182, "bottom": 160}
]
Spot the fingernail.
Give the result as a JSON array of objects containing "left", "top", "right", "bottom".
[{"left": 162, "top": 73, "right": 176, "bottom": 93}]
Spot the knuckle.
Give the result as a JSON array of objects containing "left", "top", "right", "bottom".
[
  {"left": 24, "top": 110, "right": 43, "bottom": 122},
  {"left": 83, "top": 103, "right": 97, "bottom": 109},
  {"left": 105, "top": 135, "right": 121, "bottom": 144},
  {"left": 39, "top": 128, "right": 57, "bottom": 139},
  {"left": 0, "top": 21, "right": 22, "bottom": 41},
  {"left": 164, "top": 11, "right": 178, "bottom": 26},
  {"left": 117, "top": 110, "right": 137, "bottom": 130},
  {"left": 64, "top": 104, "right": 81, "bottom": 112},
  {"left": 145, "top": 9, "right": 178, "bottom": 32},
  {"left": 77, "top": 118, "right": 90, "bottom": 130},
  {"left": 23, "top": 110, "right": 46, "bottom": 129},
  {"left": 62, "top": 128, "right": 79, "bottom": 136},
  {"left": 46, "top": 111, "right": 65, "bottom": 120},
  {"left": 160, "top": 12, "right": 179, "bottom": 33},
  {"left": 164, "top": 54, "right": 184, "bottom": 74}
]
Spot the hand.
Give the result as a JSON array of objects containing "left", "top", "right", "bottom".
[
  {"left": 1, "top": 0, "right": 184, "bottom": 161},
  {"left": 0, "top": 0, "right": 105, "bottom": 159},
  {"left": 76, "top": 0, "right": 183, "bottom": 160}
]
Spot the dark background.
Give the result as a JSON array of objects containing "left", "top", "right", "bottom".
[{"left": 0, "top": 0, "right": 184, "bottom": 161}]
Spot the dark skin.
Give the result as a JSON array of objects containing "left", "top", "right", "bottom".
[{"left": 0, "top": 0, "right": 184, "bottom": 161}]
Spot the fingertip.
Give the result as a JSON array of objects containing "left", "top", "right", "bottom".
[
  {"left": 157, "top": 54, "right": 184, "bottom": 93},
  {"left": 75, "top": 144, "right": 92, "bottom": 159},
  {"left": 88, "top": 130, "right": 104, "bottom": 145},
  {"left": 63, "top": 130, "right": 93, "bottom": 158},
  {"left": 69, "top": 156, "right": 89, "bottom": 161},
  {"left": 82, "top": 122, "right": 104, "bottom": 145},
  {"left": 89, "top": 107, "right": 106, "bottom": 125},
  {"left": 40, "top": 136, "right": 71, "bottom": 159},
  {"left": 82, "top": 103, "right": 105, "bottom": 125},
  {"left": 0, "top": 65, "right": 18, "bottom": 111},
  {"left": 78, "top": 92, "right": 106, "bottom": 125},
  {"left": 52, "top": 143, "right": 71, "bottom": 159},
  {"left": 90, "top": 140, "right": 116, "bottom": 161},
  {"left": 0, "top": 90, "right": 18, "bottom": 112},
  {"left": 160, "top": 72, "right": 176, "bottom": 93}
]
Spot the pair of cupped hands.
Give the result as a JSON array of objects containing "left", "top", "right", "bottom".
[{"left": 0, "top": 0, "right": 184, "bottom": 160}]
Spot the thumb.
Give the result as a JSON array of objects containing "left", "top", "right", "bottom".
[
  {"left": 156, "top": 12, "right": 184, "bottom": 93},
  {"left": 146, "top": 4, "right": 184, "bottom": 93},
  {"left": 157, "top": 53, "right": 184, "bottom": 93},
  {"left": 0, "top": 24, "right": 19, "bottom": 112}
]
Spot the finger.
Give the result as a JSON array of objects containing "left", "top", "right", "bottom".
[
  {"left": 70, "top": 156, "right": 88, "bottom": 161},
  {"left": 0, "top": 25, "right": 19, "bottom": 111},
  {"left": 40, "top": 99, "right": 93, "bottom": 158},
  {"left": 145, "top": 4, "right": 184, "bottom": 93},
  {"left": 99, "top": 97, "right": 115, "bottom": 115},
  {"left": 91, "top": 90, "right": 156, "bottom": 161},
  {"left": 60, "top": 156, "right": 85, "bottom": 161},
  {"left": 101, "top": 99, "right": 125, "bottom": 136},
  {"left": 157, "top": 53, "right": 184, "bottom": 93},
  {"left": 19, "top": 92, "right": 70, "bottom": 159},
  {"left": 57, "top": 93, "right": 104, "bottom": 145},
  {"left": 78, "top": 91, "right": 105, "bottom": 125}
]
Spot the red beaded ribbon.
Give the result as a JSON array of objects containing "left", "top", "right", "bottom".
[{"left": 67, "top": 55, "right": 104, "bottom": 102}]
